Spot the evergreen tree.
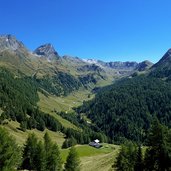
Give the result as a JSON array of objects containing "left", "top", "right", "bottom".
[
  {"left": 34, "top": 141, "right": 46, "bottom": 171},
  {"left": 65, "top": 146, "right": 80, "bottom": 171},
  {"left": 68, "top": 136, "right": 77, "bottom": 147},
  {"left": 20, "top": 121, "right": 27, "bottom": 131},
  {"left": 62, "top": 139, "right": 69, "bottom": 149},
  {"left": 62, "top": 137, "right": 77, "bottom": 149},
  {"left": 21, "top": 133, "right": 39, "bottom": 170},
  {"left": 49, "top": 144, "right": 62, "bottom": 171},
  {"left": 144, "top": 117, "right": 170, "bottom": 171},
  {"left": 134, "top": 145, "right": 143, "bottom": 171},
  {"left": 22, "top": 132, "right": 62, "bottom": 171},
  {"left": 166, "top": 128, "right": 171, "bottom": 168},
  {"left": 0, "top": 127, "right": 21, "bottom": 171},
  {"left": 114, "top": 145, "right": 130, "bottom": 171},
  {"left": 44, "top": 132, "right": 62, "bottom": 171},
  {"left": 37, "top": 118, "right": 45, "bottom": 131},
  {"left": 114, "top": 141, "right": 137, "bottom": 171}
]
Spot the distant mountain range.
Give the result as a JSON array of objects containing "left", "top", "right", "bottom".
[
  {"left": 0, "top": 34, "right": 153, "bottom": 70},
  {"left": 0, "top": 34, "right": 155, "bottom": 95}
]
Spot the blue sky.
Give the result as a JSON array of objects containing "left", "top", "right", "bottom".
[{"left": 0, "top": 0, "right": 171, "bottom": 63}]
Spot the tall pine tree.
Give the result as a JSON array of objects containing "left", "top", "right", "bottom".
[
  {"left": 144, "top": 117, "right": 170, "bottom": 171},
  {"left": 44, "top": 132, "right": 62, "bottom": 171},
  {"left": 65, "top": 146, "right": 80, "bottom": 171},
  {"left": 34, "top": 141, "right": 46, "bottom": 171},
  {"left": 21, "top": 133, "right": 43, "bottom": 170},
  {"left": 134, "top": 145, "right": 143, "bottom": 171},
  {"left": 114, "top": 141, "right": 137, "bottom": 171},
  {"left": 0, "top": 127, "right": 21, "bottom": 171},
  {"left": 22, "top": 132, "right": 62, "bottom": 171}
]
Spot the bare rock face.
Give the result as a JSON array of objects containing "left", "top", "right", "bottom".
[
  {"left": 84, "top": 59, "right": 139, "bottom": 70},
  {"left": 105, "top": 61, "right": 138, "bottom": 70},
  {"left": 136, "top": 60, "right": 153, "bottom": 71},
  {"left": 153, "top": 48, "right": 171, "bottom": 68},
  {"left": 149, "top": 49, "right": 171, "bottom": 78},
  {"left": 34, "top": 43, "right": 60, "bottom": 61},
  {"left": 0, "top": 34, "right": 26, "bottom": 51}
]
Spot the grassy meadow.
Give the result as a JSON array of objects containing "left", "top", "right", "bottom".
[
  {"left": 1, "top": 120, "right": 119, "bottom": 171},
  {"left": 37, "top": 89, "right": 94, "bottom": 129},
  {"left": 1, "top": 120, "right": 65, "bottom": 147},
  {"left": 61, "top": 144, "right": 119, "bottom": 171}
]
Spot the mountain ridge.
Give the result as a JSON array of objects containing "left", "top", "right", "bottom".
[
  {"left": 0, "top": 34, "right": 28, "bottom": 53},
  {"left": 149, "top": 48, "right": 171, "bottom": 78},
  {"left": 0, "top": 34, "right": 154, "bottom": 96},
  {"left": 0, "top": 34, "right": 153, "bottom": 76}
]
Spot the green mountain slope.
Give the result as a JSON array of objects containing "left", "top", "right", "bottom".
[
  {"left": 0, "top": 68, "right": 63, "bottom": 132},
  {"left": 76, "top": 75, "right": 171, "bottom": 142},
  {"left": 75, "top": 49, "right": 171, "bottom": 143}
]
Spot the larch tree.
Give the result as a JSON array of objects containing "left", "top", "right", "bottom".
[
  {"left": 44, "top": 132, "right": 62, "bottom": 171},
  {"left": 21, "top": 133, "right": 40, "bottom": 170},
  {"left": 134, "top": 145, "right": 143, "bottom": 171},
  {"left": 0, "top": 127, "right": 21, "bottom": 171},
  {"left": 65, "top": 146, "right": 80, "bottom": 171},
  {"left": 144, "top": 117, "right": 170, "bottom": 171}
]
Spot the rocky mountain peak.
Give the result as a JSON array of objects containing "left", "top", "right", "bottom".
[
  {"left": 105, "top": 61, "right": 139, "bottom": 70},
  {"left": 152, "top": 48, "right": 171, "bottom": 68},
  {"left": 34, "top": 43, "right": 60, "bottom": 61},
  {"left": 159, "top": 48, "right": 171, "bottom": 62},
  {"left": 136, "top": 60, "right": 153, "bottom": 71},
  {"left": 148, "top": 48, "right": 171, "bottom": 78},
  {"left": 0, "top": 34, "right": 25, "bottom": 51}
]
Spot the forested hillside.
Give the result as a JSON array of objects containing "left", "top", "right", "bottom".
[
  {"left": 34, "top": 71, "right": 81, "bottom": 96},
  {"left": 76, "top": 75, "right": 171, "bottom": 143},
  {"left": 0, "top": 67, "right": 107, "bottom": 146},
  {"left": 0, "top": 68, "right": 63, "bottom": 131}
]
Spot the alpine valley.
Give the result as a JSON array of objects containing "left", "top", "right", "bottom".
[{"left": 0, "top": 34, "right": 171, "bottom": 171}]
